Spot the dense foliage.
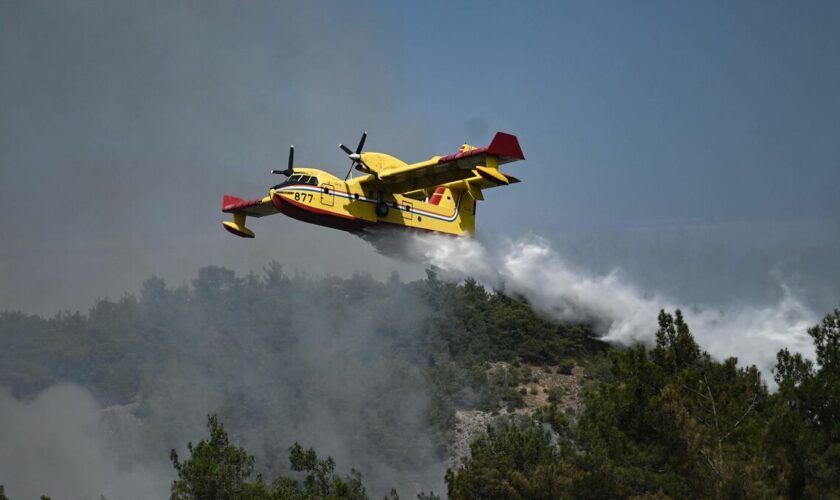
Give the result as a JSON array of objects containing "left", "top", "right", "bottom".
[
  {"left": 0, "top": 266, "right": 600, "bottom": 409},
  {"left": 0, "top": 265, "right": 602, "bottom": 496},
  {"left": 769, "top": 311, "right": 840, "bottom": 498},
  {"left": 0, "top": 265, "right": 837, "bottom": 498},
  {"left": 445, "top": 422, "right": 578, "bottom": 499},
  {"left": 154, "top": 307, "right": 839, "bottom": 499},
  {"left": 170, "top": 415, "right": 366, "bottom": 500},
  {"left": 445, "top": 309, "right": 840, "bottom": 499}
]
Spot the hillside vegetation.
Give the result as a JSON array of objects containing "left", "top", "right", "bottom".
[{"left": 0, "top": 265, "right": 837, "bottom": 498}]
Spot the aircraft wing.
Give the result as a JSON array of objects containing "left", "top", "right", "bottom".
[
  {"left": 401, "top": 171, "right": 520, "bottom": 201},
  {"left": 361, "top": 132, "right": 524, "bottom": 194}
]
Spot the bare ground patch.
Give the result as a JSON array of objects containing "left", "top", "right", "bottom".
[{"left": 448, "top": 362, "right": 584, "bottom": 466}]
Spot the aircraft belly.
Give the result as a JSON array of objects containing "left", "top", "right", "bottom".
[
  {"left": 271, "top": 187, "right": 466, "bottom": 236},
  {"left": 272, "top": 191, "right": 371, "bottom": 233}
]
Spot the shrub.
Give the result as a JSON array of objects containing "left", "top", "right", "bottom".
[
  {"left": 547, "top": 386, "right": 566, "bottom": 403},
  {"left": 557, "top": 362, "right": 575, "bottom": 375}
]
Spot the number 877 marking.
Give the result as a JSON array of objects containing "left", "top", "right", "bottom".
[{"left": 293, "top": 192, "right": 314, "bottom": 203}]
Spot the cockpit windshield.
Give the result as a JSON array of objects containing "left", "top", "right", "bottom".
[{"left": 273, "top": 174, "right": 319, "bottom": 189}]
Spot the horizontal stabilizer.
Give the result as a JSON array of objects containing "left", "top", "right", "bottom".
[
  {"left": 475, "top": 166, "right": 509, "bottom": 186},
  {"left": 222, "top": 195, "right": 277, "bottom": 217},
  {"left": 222, "top": 194, "right": 278, "bottom": 238}
]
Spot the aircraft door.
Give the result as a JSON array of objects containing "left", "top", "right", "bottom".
[
  {"left": 402, "top": 201, "right": 413, "bottom": 220},
  {"left": 321, "top": 183, "right": 335, "bottom": 207}
]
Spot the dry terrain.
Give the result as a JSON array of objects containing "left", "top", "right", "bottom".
[{"left": 449, "top": 363, "right": 585, "bottom": 466}]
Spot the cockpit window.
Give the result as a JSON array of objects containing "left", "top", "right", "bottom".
[{"left": 272, "top": 174, "right": 318, "bottom": 190}]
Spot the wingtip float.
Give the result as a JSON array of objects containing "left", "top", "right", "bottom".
[{"left": 221, "top": 131, "right": 525, "bottom": 239}]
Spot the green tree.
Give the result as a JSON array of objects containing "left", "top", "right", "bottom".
[
  {"left": 169, "top": 414, "right": 262, "bottom": 500},
  {"left": 445, "top": 421, "right": 582, "bottom": 499},
  {"left": 768, "top": 309, "right": 840, "bottom": 498},
  {"left": 652, "top": 310, "right": 700, "bottom": 373},
  {"left": 281, "top": 443, "right": 367, "bottom": 499},
  {"left": 576, "top": 310, "right": 771, "bottom": 498},
  {"left": 170, "top": 414, "right": 372, "bottom": 500}
]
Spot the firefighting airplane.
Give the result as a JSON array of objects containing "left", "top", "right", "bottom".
[{"left": 221, "top": 131, "right": 524, "bottom": 238}]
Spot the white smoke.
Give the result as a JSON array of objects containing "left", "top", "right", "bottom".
[
  {"left": 0, "top": 384, "right": 170, "bottom": 500},
  {"left": 411, "top": 234, "right": 817, "bottom": 374}
]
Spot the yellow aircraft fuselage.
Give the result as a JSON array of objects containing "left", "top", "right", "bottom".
[
  {"left": 222, "top": 132, "right": 524, "bottom": 238},
  {"left": 267, "top": 168, "right": 475, "bottom": 236}
]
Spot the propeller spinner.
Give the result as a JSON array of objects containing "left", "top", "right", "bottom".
[{"left": 340, "top": 131, "right": 373, "bottom": 180}]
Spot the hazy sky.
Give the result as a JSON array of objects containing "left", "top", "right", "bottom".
[{"left": 1, "top": 0, "right": 838, "bottom": 314}]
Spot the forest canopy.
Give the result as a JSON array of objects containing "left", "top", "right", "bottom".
[{"left": 0, "top": 265, "right": 836, "bottom": 499}]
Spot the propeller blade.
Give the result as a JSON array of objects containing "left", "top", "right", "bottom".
[
  {"left": 341, "top": 132, "right": 368, "bottom": 180},
  {"left": 288, "top": 145, "right": 294, "bottom": 170},
  {"left": 355, "top": 131, "right": 367, "bottom": 154},
  {"left": 343, "top": 161, "right": 355, "bottom": 181}
]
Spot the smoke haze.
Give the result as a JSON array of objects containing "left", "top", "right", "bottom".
[
  {"left": 0, "top": 268, "right": 446, "bottom": 498},
  {"left": 413, "top": 234, "right": 817, "bottom": 375},
  {"left": 0, "top": 384, "right": 170, "bottom": 499},
  {"left": 0, "top": 233, "right": 823, "bottom": 497},
  {"left": 2, "top": 1, "right": 838, "bottom": 317},
  {"left": 0, "top": 0, "right": 429, "bottom": 314},
  {"left": 1, "top": 1, "right": 838, "bottom": 498}
]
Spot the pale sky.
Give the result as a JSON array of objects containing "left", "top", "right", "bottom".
[{"left": 1, "top": 0, "right": 838, "bottom": 314}]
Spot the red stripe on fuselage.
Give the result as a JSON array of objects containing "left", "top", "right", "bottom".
[
  {"left": 278, "top": 186, "right": 459, "bottom": 220},
  {"left": 272, "top": 192, "right": 372, "bottom": 233},
  {"left": 271, "top": 191, "right": 459, "bottom": 235}
]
